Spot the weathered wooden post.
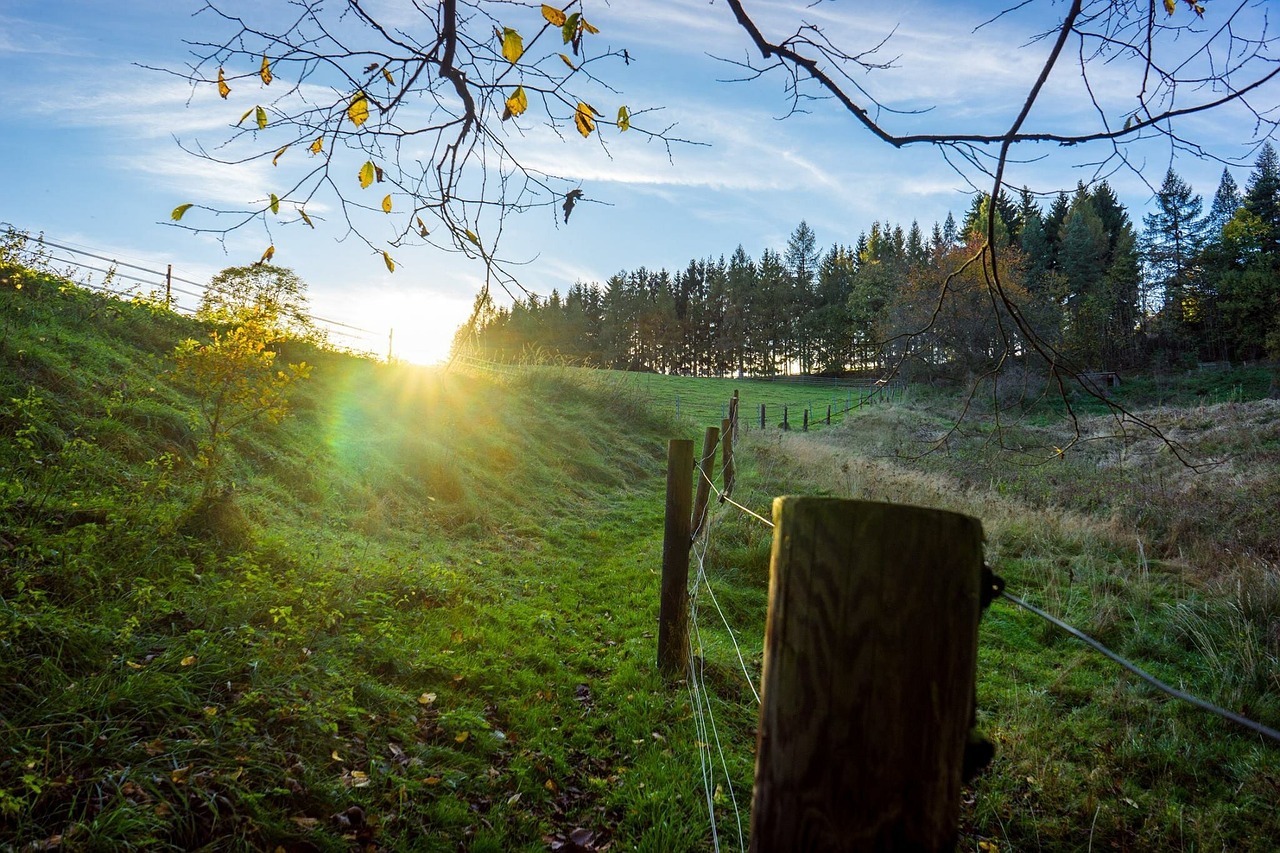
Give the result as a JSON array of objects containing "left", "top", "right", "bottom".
[
  {"left": 760, "top": 403, "right": 766, "bottom": 430},
  {"left": 826, "top": 403, "right": 832, "bottom": 425},
  {"left": 657, "top": 439, "right": 694, "bottom": 677},
  {"left": 782, "top": 405, "right": 790, "bottom": 431},
  {"left": 691, "top": 427, "right": 720, "bottom": 539},
  {"left": 731, "top": 390, "right": 740, "bottom": 440},
  {"left": 721, "top": 417, "right": 735, "bottom": 496},
  {"left": 750, "top": 498, "right": 984, "bottom": 853},
  {"left": 802, "top": 409, "right": 809, "bottom": 432}
]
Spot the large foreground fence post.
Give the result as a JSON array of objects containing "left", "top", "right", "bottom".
[
  {"left": 749, "top": 498, "right": 984, "bottom": 853},
  {"left": 657, "top": 439, "right": 694, "bottom": 677}
]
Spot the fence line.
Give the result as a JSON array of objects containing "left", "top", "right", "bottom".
[
  {"left": 3, "top": 223, "right": 380, "bottom": 348},
  {"left": 664, "top": 390, "right": 1280, "bottom": 848}
]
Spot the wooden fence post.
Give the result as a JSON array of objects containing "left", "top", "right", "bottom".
[
  {"left": 657, "top": 440, "right": 694, "bottom": 677},
  {"left": 731, "top": 390, "right": 740, "bottom": 440},
  {"left": 691, "top": 427, "right": 720, "bottom": 539},
  {"left": 720, "top": 417, "right": 735, "bottom": 497},
  {"left": 760, "top": 403, "right": 766, "bottom": 430},
  {"left": 782, "top": 405, "right": 790, "bottom": 431},
  {"left": 749, "top": 498, "right": 984, "bottom": 853},
  {"left": 802, "top": 409, "right": 809, "bottom": 432},
  {"left": 826, "top": 403, "right": 832, "bottom": 425}
]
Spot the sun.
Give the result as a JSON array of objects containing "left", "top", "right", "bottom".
[{"left": 319, "top": 288, "right": 476, "bottom": 366}]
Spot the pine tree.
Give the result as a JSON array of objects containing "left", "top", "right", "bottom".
[
  {"left": 1141, "top": 168, "right": 1204, "bottom": 317},
  {"left": 1204, "top": 167, "right": 1243, "bottom": 241},
  {"left": 1243, "top": 141, "right": 1280, "bottom": 256}
]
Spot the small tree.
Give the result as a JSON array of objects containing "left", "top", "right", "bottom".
[
  {"left": 199, "top": 264, "right": 319, "bottom": 342},
  {"left": 172, "top": 314, "right": 310, "bottom": 496}
]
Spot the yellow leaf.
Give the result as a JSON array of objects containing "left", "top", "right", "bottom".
[
  {"left": 505, "top": 86, "right": 528, "bottom": 118},
  {"left": 541, "top": 4, "right": 567, "bottom": 26},
  {"left": 309, "top": 136, "right": 323, "bottom": 155},
  {"left": 581, "top": 18, "right": 599, "bottom": 34},
  {"left": 331, "top": 750, "right": 343, "bottom": 761},
  {"left": 501, "top": 27, "right": 524, "bottom": 64},
  {"left": 617, "top": 105, "right": 630, "bottom": 132},
  {"left": 126, "top": 660, "right": 144, "bottom": 669},
  {"left": 255, "top": 105, "right": 268, "bottom": 129},
  {"left": 270, "top": 194, "right": 280, "bottom": 214},
  {"left": 171, "top": 203, "right": 193, "bottom": 221},
  {"left": 260, "top": 55, "right": 272, "bottom": 85},
  {"left": 383, "top": 251, "right": 395, "bottom": 273},
  {"left": 464, "top": 229, "right": 480, "bottom": 246},
  {"left": 382, "top": 67, "right": 394, "bottom": 86},
  {"left": 171, "top": 765, "right": 192, "bottom": 784},
  {"left": 260, "top": 245, "right": 275, "bottom": 264},
  {"left": 236, "top": 108, "right": 253, "bottom": 126},
  {"left": 299, "top": 208, "right": 313, "bottom": 228},
  {"left": 455, "top": 731, "right": 470, "bottom": 743},
  {"left": 217, "top": 67, "right": 230, "bottom": 99},
  {"left": 417, "top": 217, "right": 429, "bottom": 237},
  {"left": 417, "top": 691, "right": 437, "bottom": 705},
  {"left": 381, "top": 194, "right": 393, "bottom": 214},
  {"left": 559, "top": 53, "right": 575, "bottom": 70},
  {"left": 574, "top": 102, "right": 595, "bottom": 138},
  {"left": 359, "top": 161, "right": 375, "bottom": 189},
  {"left": 180, "top": 655, "right": 197, "bottom": 666},
  {"left": 272, "top": 144, "right": 289, "bottom": 166},
  {"left": 1163, "top": 0, "right": 1176, "bottom": 13},
  {"left": 424, "top": 776, "right": 442, "bottom": 785},
  {"left": 348, "top": 91, "right": 369, "bottom": 127},
  {"left": 203, "top": 706, "right": 218, "bottom": 716}
]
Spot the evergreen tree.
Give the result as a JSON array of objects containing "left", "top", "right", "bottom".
[
  {"left": 785, "top": 221, "right": 821, "bottom": 371},
  {"left": 1243, "top": 141, "right": 1280, "bottom": 256},
  {"left": 1204, "top": 167, "right": 1243, "bottom": 240},
  {"left": 1141, "top": 168, "right": 1204, "bottom": 318},
  {"left": 942, "top": 212, "right": 958, "bottom": 247}
]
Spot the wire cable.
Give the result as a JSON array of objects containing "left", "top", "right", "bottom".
[{"left": 1000, "top": 591, "right": 1280, "bottom": 745}]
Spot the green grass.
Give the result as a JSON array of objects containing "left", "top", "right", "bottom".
[{"left": 3, "top": 248, "right": 1280, "bottom": 850}]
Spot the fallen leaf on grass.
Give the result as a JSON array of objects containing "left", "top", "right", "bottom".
[{"left": 417, "top": 692, "right": 437, "bottom": 705}]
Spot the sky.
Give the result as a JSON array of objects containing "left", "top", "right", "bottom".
[{"left": 1, "top": 0, "right": 1275, "bottom": 364}]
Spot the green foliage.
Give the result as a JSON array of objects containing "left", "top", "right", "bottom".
[
  {"left": 200, "top": 264, "right": 319, "bottom": 341},
  {"left": 5, "top": 252, "right": 1280, "bottom": 851},
  {"left": 172, "top": 316, "right": 311, "bottom": 495}
]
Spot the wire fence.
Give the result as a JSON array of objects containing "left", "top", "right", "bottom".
[
  {"left": 1, "top": 223, "right": 383, "bottom": 351},
  {"left": 673, "top": 398, "right": 1280, "bottom": 850}
]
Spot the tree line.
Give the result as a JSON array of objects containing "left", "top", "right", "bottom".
[{"left": 459, "top": 144, "right": 1280, "bottom": 379}]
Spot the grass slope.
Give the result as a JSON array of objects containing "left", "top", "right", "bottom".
[{"left": 4, "top": 251, "right": 1280, "bottom": 851}]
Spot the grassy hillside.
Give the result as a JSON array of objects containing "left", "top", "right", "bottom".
[
  {"left": 0, "top": 256, "right": 733, "bottom": 851},
  {"left": 3, "top": 247, "right": 1279, "bottom": 851}
]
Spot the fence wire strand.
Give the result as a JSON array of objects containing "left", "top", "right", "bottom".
[{"left": 1000, "top": 590, "right": 1280, "bottom": 745}]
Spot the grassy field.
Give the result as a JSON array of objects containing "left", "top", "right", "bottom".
[{"left": 3, "top": 251, "right": 1279, "bottom": 851}]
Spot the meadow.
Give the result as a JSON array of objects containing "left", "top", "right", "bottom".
[{"left": 2, "top": 256, "right": 1279, "bottom": 851}]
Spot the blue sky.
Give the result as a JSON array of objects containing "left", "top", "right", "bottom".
[{"left": 1, "top": 1, "right": 1274, "bottom": 364}]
